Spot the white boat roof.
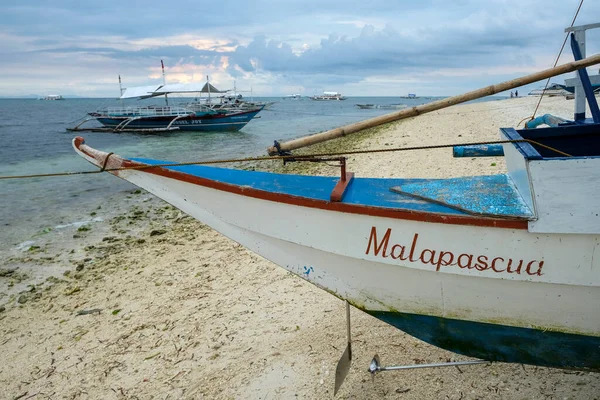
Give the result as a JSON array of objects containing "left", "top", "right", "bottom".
[{"left": 120, "top": 85, "right": 164, "bottom": 99}]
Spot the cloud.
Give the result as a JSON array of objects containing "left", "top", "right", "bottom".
[{"left": 0, "top": 0, "right": 599, "bottom": 96}]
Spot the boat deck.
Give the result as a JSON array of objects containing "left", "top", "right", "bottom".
[{"left": 130, "top": 158, "right": 534, "bottom": 219}]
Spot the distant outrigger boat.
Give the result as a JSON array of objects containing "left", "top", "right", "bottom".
[{"left": 69, "top": 63, "right": 264, "bottom": 133}]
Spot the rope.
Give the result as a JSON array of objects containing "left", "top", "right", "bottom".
[
  {"left": 100, "top": 152, "right": 114, "bottom": 171},
  {"left": 528, "top": 0, "right": 585, "bottom": 123},
  {"left": 0, "top": 138, "right": 571, "bottom": 181}
]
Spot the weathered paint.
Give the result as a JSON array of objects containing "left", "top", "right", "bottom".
[
  {"left": 130, "top": 157, "right": 529, "bottom": 229},
  {"left": 500, "top": 125, "right": 600, "bottom": 234},
  {"left": 390, "top": 174, "right": 533, "bottom": 218},
  {"left": 453, "top": 144, "right": 505, "bottom": 157}
]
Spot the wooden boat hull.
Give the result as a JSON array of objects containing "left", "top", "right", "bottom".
[
  {"left": 73, "top": 137, "right": 600, "bottom": 371},
  {"left": 95, "top": 108, "right": 262, "bottom": 132}
]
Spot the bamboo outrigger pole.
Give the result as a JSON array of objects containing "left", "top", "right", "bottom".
[{"left": 267, "top": 53, "right": 600, "bottom": 155}]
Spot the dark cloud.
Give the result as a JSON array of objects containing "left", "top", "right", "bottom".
[{"left": 1, "top": 0, "right": 599, "bottom": 96}]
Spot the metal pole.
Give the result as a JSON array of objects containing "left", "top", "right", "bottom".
[
  {"left": 375, "top": 360, "right": 489, "bottom": 372},
  {"left": 161, "top": 60, "right": 169, "bottom": 106}
]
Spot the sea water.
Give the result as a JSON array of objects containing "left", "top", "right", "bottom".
[{"left": 0, "top": 96, "right": 502, "bottom": 256}]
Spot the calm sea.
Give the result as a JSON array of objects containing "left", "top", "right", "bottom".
[{"left": 0, "top": 96, "right": 503, "bottom": 255}]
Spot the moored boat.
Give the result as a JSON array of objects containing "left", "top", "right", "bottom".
[
  {"left": 310, "top": 91, "right": 347, "bottom": 100},
  {"left": 72, "top": 107, "right": 600, "bottom": 371},
  {"left": 69, "top": 63, "right": 264, "bottom": 133},
  {"left": 87, "top": 105, "right": 263, "bottom": 132},
  {"left": 72, "top": 26, "right": 600, "bottom": 391}
]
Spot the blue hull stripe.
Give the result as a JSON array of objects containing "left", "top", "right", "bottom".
[
  {"left": 369, "top": 311, "right": 600, "bottom": 371},
  {"left": 97, "top": 109, "right": 261, "bottom": 132}
]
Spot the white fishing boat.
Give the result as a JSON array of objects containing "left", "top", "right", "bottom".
[
  {"left": 39, "top": 94, "right": 64, "bottom": 100},
  {"left": 310, "top": 91, "right": 347, "bottom": 100},
  {"left": 72, "top": 25, "right": 600, "bottom": 393},
  {"left": 528, "top": 83, "right": 571, "bottom": 96}
]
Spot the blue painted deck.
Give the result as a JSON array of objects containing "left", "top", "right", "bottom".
[
  {"left": 370, "top": 310, "right": 600, "bottom": 372},
  {"left": 131, "top": 158, "right": 533, "bottom": 219},
  {"left": 393, "top": 175, "right": 534, "bottom": 218}
]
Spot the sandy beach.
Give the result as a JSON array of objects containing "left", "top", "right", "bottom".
[{"left": 1, "top": 96, "right": 599, "bottom": 399}]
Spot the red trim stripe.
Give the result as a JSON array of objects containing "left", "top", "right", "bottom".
[{"left": 75, "top": 138, "right": 529, "bottom": 230}]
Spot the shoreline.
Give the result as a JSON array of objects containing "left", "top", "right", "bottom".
[{"left": 1, "top": 96, "right": 599, "bottom": 399}]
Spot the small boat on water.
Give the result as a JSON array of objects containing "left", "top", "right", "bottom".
[
  {"left": 283, "top": 94, "right": 302, "bottom": 99},
  {"left": 310, "top": 91, "right": 347, "bottom": 100},
  {"left": 192, "top": 81, "right": 275, "bottom": 112},
  {"left": 39, "top": 94, "right": 64, "bottom": 100},
  {"left": 356, "top": 103, "right": 407, "bottom": 110},
  {"left": 528, "top": 83, "right": 572, "bottom": 97},
  {"left": 73, "top": 26, "right": 600, "bottom": 391}
]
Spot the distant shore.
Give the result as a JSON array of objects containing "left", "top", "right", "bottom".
[{"left": 1, "top": 95, "right": 599, "bottom": 399}]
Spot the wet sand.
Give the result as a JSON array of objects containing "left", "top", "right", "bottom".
[{"left": 1, "top": 96, "right": 599, "bottom": 399}]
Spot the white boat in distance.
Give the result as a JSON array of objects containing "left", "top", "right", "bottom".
[
  {"left": 39, "top": 94, "right": 64, "bottom": 100},
  {"left": 310, "top": 91, "right": 347, "bottom": 100},
  {"left": 528, "top": 83, "right": 571, "bottom": 97}
]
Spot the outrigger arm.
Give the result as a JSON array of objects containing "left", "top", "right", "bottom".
[
  {"left": 368, "top": 355, "right": 490, "bottom": 375},
  {"left": 332, "top": 299, "right": 490, "bottom": 395}
]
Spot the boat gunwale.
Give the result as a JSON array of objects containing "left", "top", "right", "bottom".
[{"left": 73, "top": 137, "right": 529, "bottom": 230}]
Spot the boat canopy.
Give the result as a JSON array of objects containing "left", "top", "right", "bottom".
[
  {"left": 120, "top": 85, "right": 164, "bottom": 99},
  {"left": 120, "top": 82, "right": 227, "bottom": 99}
]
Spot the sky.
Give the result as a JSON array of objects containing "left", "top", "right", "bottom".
[{"left": 1, "top": 0, "right": 599, "bottom": 98}]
